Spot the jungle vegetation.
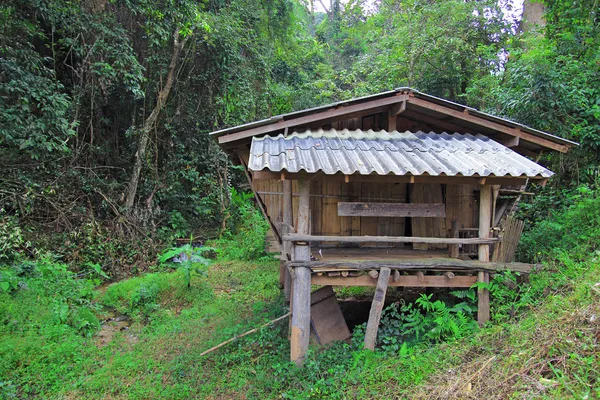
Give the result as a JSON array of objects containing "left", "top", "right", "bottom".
[{"left": 1, "top": 0, "right": 599, "bottom": 398}]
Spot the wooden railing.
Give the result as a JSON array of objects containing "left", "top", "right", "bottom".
[{"left": 282, "top": 233, "right": 498, "bottom": 245}]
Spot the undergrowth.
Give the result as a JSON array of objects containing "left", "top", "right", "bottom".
[{"left": 0, "top": 188, "right": 598, "bottom": 398}]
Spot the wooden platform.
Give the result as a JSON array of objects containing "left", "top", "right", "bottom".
[{"left": 314, "top": 246, "right": 448, "bottom": 262}]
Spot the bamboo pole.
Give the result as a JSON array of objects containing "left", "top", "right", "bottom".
[{"left": 200, "top": 313, "right": 291, "bottom": 357}]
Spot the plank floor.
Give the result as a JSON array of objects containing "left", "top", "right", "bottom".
[{"left": 313, "top": 246, "right": 449, "bottom": 261}]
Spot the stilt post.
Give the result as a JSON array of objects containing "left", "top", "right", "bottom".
[
  {"left": 290, "top": 180, "right": 311, "bottom": 366},
  {"left": 478, "top": 185, "right": 492, "bottom": 325},
  {"left": 282, "top": 180, "right": 293, "bottom": 301},
  {"left": 364, "top": 267, "right": 391, "bottom": 350}
]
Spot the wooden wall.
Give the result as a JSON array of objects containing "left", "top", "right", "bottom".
[{"left": 252, "top": 178, "right": 478, "bottom": 249}]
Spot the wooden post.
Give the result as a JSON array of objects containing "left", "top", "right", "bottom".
[
  {"left": 478, "top": 185, "right": 492, "bottom": 325},
  {"left": 291, "top": 180, "right": 311, "bottom": 366},
  {"left": 449, "top": 218, "right": 460, "bottom": 258},
  {"left": 364, "top": 267, "right": 391, "bottom": 350},
  {"left": 283, "top": 180, "right": 293, "bottom": 301}
]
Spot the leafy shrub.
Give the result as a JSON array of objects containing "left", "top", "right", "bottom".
[
  {"left": 158, "top": 242, "right": 212, "bottom": 288},
  {"left": 371, "top": 294, "right": 479, "bottom": 354},
  {"left": 519, "top": 186, "right": 600, "bottom": 262},
  {"left": 212, "top": 188, "right": 269, "bottom": 261},
  {"left": 0, "top": 212, "right": 28, "bottom": 262}
]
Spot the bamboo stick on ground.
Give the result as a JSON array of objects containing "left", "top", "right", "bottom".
[{"left": 200, "top": 313, "right": 291, "bottom": 357}]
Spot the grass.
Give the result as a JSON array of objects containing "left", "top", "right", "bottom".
[
  {"left": 1, "top": 190, "right": 599, "bottom": 398},
  {"left": 2, "top": 253, "right": 597, "bottom": 398}
]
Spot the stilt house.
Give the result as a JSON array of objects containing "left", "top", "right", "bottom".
[{"left": 211, "top": 88, "right": 577, "bottom": 365}]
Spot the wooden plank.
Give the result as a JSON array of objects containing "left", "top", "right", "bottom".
[
  {"left": 284, "top": 234, "right": 498, "bottom": 245},
  {"left": 338, "top": 202, "right": 445, "bottom": 218},
  {"left": 478, "top": 185, "right": 492, "bottom": 261},
  {"left": 411, "top": 184, "right": 446, "bottom": 250},
  {"left": 364, "top": 267, "right": 391, "bottom": 350},
  {"left": 253, "top": 171, "right": 531, "bottom": 186},
  {"left": 389, "top": 183, "right": 407, "bottom": 238},
  {"left": 288, "top": 259, "right": 534, "bottom": 274},
  {"left": 219, "top": 94, "right": 410, "bottom": 145},
  {"left": 408, "top": 97, "right": 570, "bottom": 153},
  {"left": 401, "top": 109, "right": 467, "bottom": 134},
  {"left": 310, "top": 287, "right": 351, "bottom": 345},
  {"left": 310, "top": 285, "right": 335, "bottom": 305},
  {"left": 291, "top": 180, "right": 311, "bottom": 366},
  {"left": 312, "top": 274, "right": 477, "bottom": 288}
]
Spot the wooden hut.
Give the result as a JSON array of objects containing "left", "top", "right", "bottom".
[{"left": 211, "top": 88, "right": 577, "bottom": 365}]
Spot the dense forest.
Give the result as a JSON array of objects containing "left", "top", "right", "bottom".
[{"left": 1, "top": 0, "right": 599, "bottom": 398}]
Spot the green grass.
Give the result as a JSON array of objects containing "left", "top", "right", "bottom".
[
  {"left": 2, "top": 190, "right": 599, "bottom": 398},
  {"left": 2, "top": 254, "right": 597, "bottom": 398}
]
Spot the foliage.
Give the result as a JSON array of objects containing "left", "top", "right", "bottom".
[
  {"left": 519, "top": 186, "right": 600, "bottom": 262},
  {"left": 158, "top": 241, "right": 213, "bottom": 288},
  {"left": 374, "top": 294, "right": 478, "bottom": 353},
  {"left": 211, "top": 188, "right": 269, "bottom": 261},
  {"left": 0, "top": 212, "right": 29, "bottom": 263}
]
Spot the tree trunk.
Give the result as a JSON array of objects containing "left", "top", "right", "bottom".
[{"left": 124, "top": 29, "right": 188, "bottom": 211}]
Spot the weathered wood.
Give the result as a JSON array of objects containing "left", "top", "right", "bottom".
[
  {"left": 251, "top": 170, "right": 531, "bottom": 186},
  {"left": 478, "top": 185, "right": 492, "bottom": 262},
  {"left": 287, "top": 258, "right": 534, "bottom": 274},
  {"left": 312, "top": 274, "right": 477, "bottom": 288},
  {"left": 282, "top": 180, "right": 293, "bottom": 301},
  {"left": 477, "top": 185, "right": 492, "bottom": 326},
  {"left": 310, "top": 287, "right": 351, "bottom": 345},
  {"left": 492, "top": 216, "right": 525, "bottom": 263},
  {"left": 337, "top": 202, "right": 445, "bottom": 218},
  {"left": 310, "top": 285, "right": 335, "bottom": 305},
  {"left": 449, "top": 219, "right": 460, "bottom": 258},
  {"left": 477, "top": 271, "right": 490, "bottom": 326},
  {"left": 364, "top": 268, "right": 392, "bottom": 350},
  {"left": 291, "top": 179, "right": 311, "bottom": 366},
  {"left": 218, "top": 94, "right": 410, "bottom": 145},
  {"left": 411, "top": 184, "right": 447, "bottom": 250},
  {"left": 408, "top": 97, "right": 570, "bottom": 153},
  {"left": 368, "top": 270, "right": 379, "bottom": 279},
  {"left": 284, "top": 233, "right": 498, "bottom": 245}
]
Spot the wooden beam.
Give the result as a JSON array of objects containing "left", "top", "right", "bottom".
[
  {"left": 312, "top": 274, "right": 477, "bottom": 288},
  {"left": 479, "top": 185, "right": 492, "bottom": 261},
  {"left": 284, "top": 233, "right": 498, "bottom": 245},
  {"left": 337, "top": 202, "right": 445, "bottom": 218},
  {"left": 288, "top": 259, "right": 534, "bottom": 274},
  {"left": 291, "top": 180, "right": 311, "bottom": 366},
  {"left": 478, "top": 184, "right": 492, "bottom": 326},
  {"left": 401, "top": 110, "right": 467, "bottom": 134},
  {"left": 251, "top": 171, "right": 529, "bottom": 186},
  {"left": 449, "top": 219, "right": 460, "bottom": 258},
  {"left": 282, "top": 180, "right": 293, "bottom": 301},
  {"left": 364, "top": 267, "right": 391, "bottom": 350},
  {"left": 219, "top": 94, "right": 410, "bottom": 145},
  {"left": 497, "top": 136, "right": 520, "bottom": 148},
  {"left": 408, "top": 98, "right": 570, "bottom": 152}
]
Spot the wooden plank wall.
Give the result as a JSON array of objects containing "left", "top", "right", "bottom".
[{"left": 253, "top": 179, "right": 478, "bottom": 251}]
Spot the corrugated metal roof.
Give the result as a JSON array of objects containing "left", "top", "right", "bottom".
[{"left": 249, "top": 129, "right": 554, "bottom": 178}]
